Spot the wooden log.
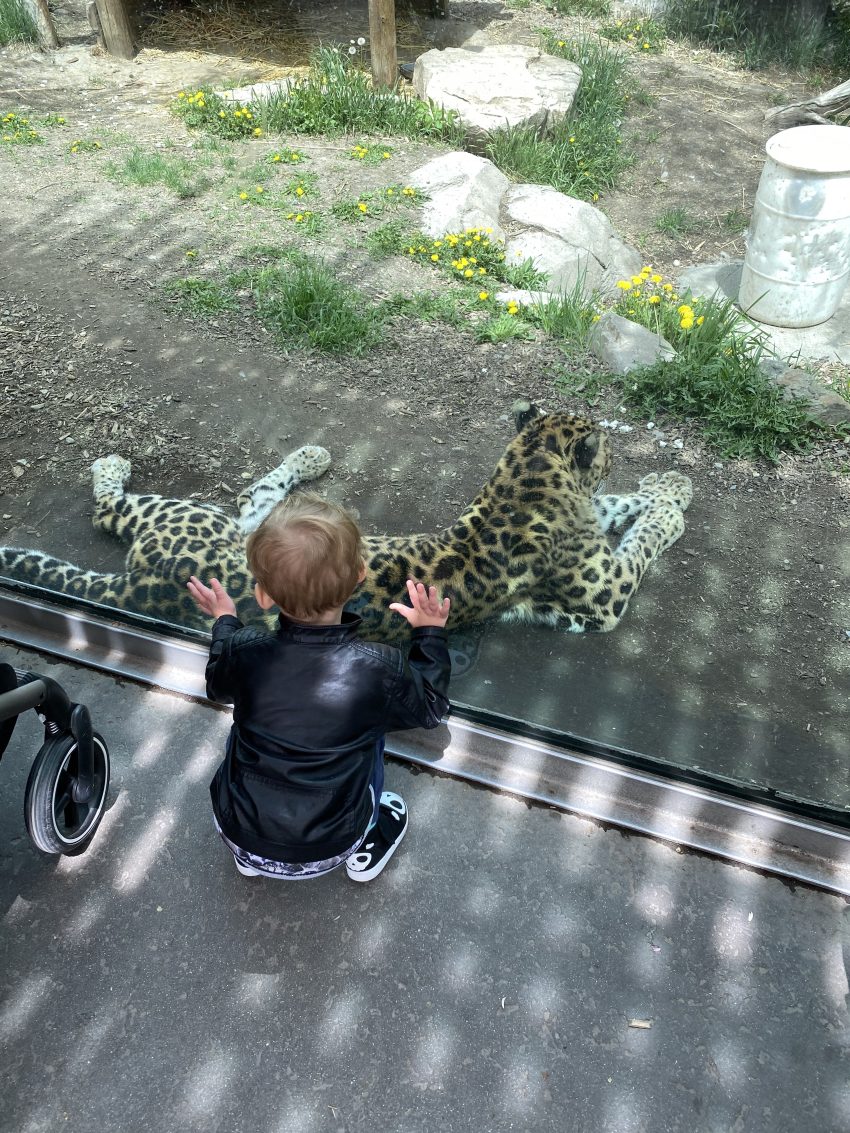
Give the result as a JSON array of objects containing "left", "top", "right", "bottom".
[
  {"left": 23, "top": 0, "right": 59, "bottom": 49},
  {"left": 368, "top": 0, "right": 397, "bottom": 89},
  {"left": 93, "top": 0, "right": 135, "bottom": 59},
  {"left": 764, "top": 77, "right": 850, "bottom": 130}
]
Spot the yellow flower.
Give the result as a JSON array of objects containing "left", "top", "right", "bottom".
[
  {"left": 507, "top": 301, "right": 519, "bottom": 316},
  {"left": 616, "top": 280, "right": 631, "bottom": 290},
  {"left": 569, "top": 136, "right": 575, "bottom": 144},
  {"left": 643, "top": 43, "right": 650, "bottom": 50},
  {"left": 431, "top": 254, "right": 439, "bottom": 262},
  {"left": 648, "top": 295, "right": 660, "bottom": 304},
  {"left": 296, "top": 186, "right": 304, "bottom": 196},
  {"left": 633, "top": 289, "right": 642, "bottom": 298},
  {"left": 464, "top": 269, "right": 474, "bottom": 278},
  {"left": 290, "top": 153, "right": 300, "bottom": 161},
  {"left": 295, "top": 213, "right": 303, "bottom": 222},
  {"left": 219, "top": 110, "right": 226, "bottom": 118},
  {"left": 631, "top": 276, "right": 643, "bottom": 286},
  {"left": 662, "top": 283, "right": 673, "bottom": 292},
  {"left": 358, "top": 202, "right": 368, "bottom": 213},
  {"left": 255, "top": 185, "right": 264, "bottom": 193},
  {"left": 651, "top": 274, "right": 662, "bottom": 284},
  {"left": 186, "top": 249, "right": 197, "bottom": 258},
  {"left": 177, "top": 91, "right": 185, "bottom": 99},
  {"left": 677, "top": 304, "right": 692, "bottom": 315},
  {"left": 697, "top": 315, "right": 705, "bottom": 325},
  {"left": 239, "top": 191, "right": 249, "bottom": 200},
  {"left": 478, "top": 267, "right": 486, "bottom": 275},
  {"left": 253, "top": 128, "right": 262, "bottom": 137},
  {"left": 272, "top": 153, "right": 281, "bottom": 162},
  {"left": 478, "top": 291, "right": 489, "bottom": 301},
  {"left": 680, "top": 317, "right": 694, "bottom": 330},
  {"left": 382, "top": 151, "right": 390, "bottom": 159}
]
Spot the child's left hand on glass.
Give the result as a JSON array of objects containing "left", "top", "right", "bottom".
[{"left": 187, "top": 576, "right": 238, "bottom": 620}]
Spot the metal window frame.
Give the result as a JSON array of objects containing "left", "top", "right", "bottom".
[{"left": 2, "top": 587, "right": 848, "bottom": 895}]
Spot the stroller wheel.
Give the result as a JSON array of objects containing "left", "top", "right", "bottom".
[{"left": 24, "top": 732, "right": 110, "bottom": 855}]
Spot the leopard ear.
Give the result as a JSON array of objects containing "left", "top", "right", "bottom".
[
  {"left": 574, "top": 430, "right": 601, "bottom": 469},
  {"left": 512, "top": 399, "right": 544, "bottom": 433}
]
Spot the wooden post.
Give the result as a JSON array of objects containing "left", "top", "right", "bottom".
[
  {"left": 24, "top": 0, "right": 59, "bottom": 49},
  {"left": 93, "top": 0, "right": 135, "bottom": 59},
  {"left": 368, "top": 0, "right": 397, "bottom": 89}
]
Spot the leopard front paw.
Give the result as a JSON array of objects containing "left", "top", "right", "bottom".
[
  {"left": 91, "top": 454, "right": 131, "bottom": 486},
  {"left": 640, "top": 470, "right": 692, "bottom": 511},
  {"left": 288, "top": 445, "right": 331, "bottom": 482}
]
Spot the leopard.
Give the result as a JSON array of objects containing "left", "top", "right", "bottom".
[{"left": 0, "top": 403, "right": 693, "bottom": 641}]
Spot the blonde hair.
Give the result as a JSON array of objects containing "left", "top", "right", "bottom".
[{"left": 246, "top": 492, "right": 365, "bottom": 620}]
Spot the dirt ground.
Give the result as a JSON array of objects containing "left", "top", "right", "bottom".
[{"left": 1, "top": 0, "right": 849, "bottom": 808}]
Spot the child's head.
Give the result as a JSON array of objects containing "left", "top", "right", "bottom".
[{"left": 246, "top": 492, "right": 365, "bottom": 621}]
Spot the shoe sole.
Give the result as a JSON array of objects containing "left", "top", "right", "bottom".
[{"left": 345, "top": 813, "right": 408, "bottom": 883}]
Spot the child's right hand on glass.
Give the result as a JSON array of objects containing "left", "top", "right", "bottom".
[
  {"left": 187, "top": 576, "right": 238, "bottom": 620},
  {"left": 389, "top": 579, "right": 451, "bottom": 629}
]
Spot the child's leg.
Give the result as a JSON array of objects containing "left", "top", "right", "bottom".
[{"left": 346, "top": 737, "right": 408, "bottom": 883}]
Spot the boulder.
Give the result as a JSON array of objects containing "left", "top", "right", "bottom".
[
  {"left": 771, "top": 366, "right": 850, "bottom": 427},
  {"left": 589, "top": 311, "right": 677, "bottom": 373},
  {"left": 503, "top": 184, "right": 643, "bottom": 296},
  {"left": 407, "top": 152, "right": 509, "bottom": 240},
  {"left": 413, "top": 45, "right": 581, "bottom": 147}
]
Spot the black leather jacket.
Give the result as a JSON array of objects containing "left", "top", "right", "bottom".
[{"left": 205, "top": 612, "right": 451, "bottom": 862}]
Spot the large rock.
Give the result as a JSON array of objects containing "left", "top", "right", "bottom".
[
  {"left": 502, "top": 184, "right": 643, "bottom": 295},
  {"left": 589, "top": 311, "right": 676, "bottom": 373},
  {"left": 407, "top": 152, "right": 509, "bottom": 240},
  {"left": 413, "top": 45, "right": 581, "bottom": 147},
  {"left": 771, "top": 366, "right": 850, "bottom": 427}
]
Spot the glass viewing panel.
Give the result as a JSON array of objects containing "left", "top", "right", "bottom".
[{"left": 1, "top": 0, "right": 847, "bottom": 821}]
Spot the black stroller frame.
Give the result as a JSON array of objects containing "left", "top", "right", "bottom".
[{"left": 0, "top": 661, "right": 110, "bottom": 854}]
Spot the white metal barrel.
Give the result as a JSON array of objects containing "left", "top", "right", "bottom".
[{"left": 738, "top": 124, "right": 850, "bottom": 328}]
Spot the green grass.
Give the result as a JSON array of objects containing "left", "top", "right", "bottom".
[
  {"left": 654, "top": 207, "right": 700, "bottom": 236},
  {"left": 476, "top": 309, "right": 536, "bottom": 344},
  {"left": 0, "top": 0, "right": 37, "bottom": 45},
  {"left": 1, "top": 111, "right": 41, "bottom": 145},
  {"left": 661, "top": 0, "right": 850, "bottom": 74},
  {"left": 525, "top": 280, "right": 600, "bottom": 347},
  {"left": 380, "top": 290, "right": 473, "bottom": 328},
  {"left": 486, "top": 33, "right": 637, "bottom": 201},
  {"left": 256, "top": 47, "right": 463, "bottom": 142},
  {"left": 106, "top": 148, "right": 211, "bottom": 198},
  {"left": 620, "top": 352, "right": 820, "bottom": 461},
  {"left": 245, "top": 254, "right": 384, "bottom": 353},
  {"left": 545, "top": 0, "right": 611, "bottom": 15},
  {"left": 601, "top": 15, "right": 666, "bottom": 53},
  {"left": 366, "top": 219, "right": 410, "bottom": 258},
  {"left": 163, "top": 278, "right": 238, "bottom": 316}
]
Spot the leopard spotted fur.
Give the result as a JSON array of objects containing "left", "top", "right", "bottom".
[{"left": 0, "top": 407, "right": 692, "bottom": 637}]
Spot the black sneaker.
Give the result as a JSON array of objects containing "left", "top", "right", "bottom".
[{"left": 345, "top": 792, "right": 408, "bottom": 882}]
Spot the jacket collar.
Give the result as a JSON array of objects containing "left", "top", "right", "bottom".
[{"left": 275, "top": 610, "right": 363, "bottom": 643}]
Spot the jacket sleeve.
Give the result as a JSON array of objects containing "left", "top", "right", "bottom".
[
  {"left": 204, "top": 615, "right": 244, "bottom": 704},
  {"left": 385, "top": 627, "right": 451, "bottom": 731}
]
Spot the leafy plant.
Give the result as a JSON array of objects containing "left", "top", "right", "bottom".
[
  {"left": 247, "top": 255, "right": 384, "bottom": 354},
  {"left": 1, "top": 111, "right": 41, "bottom": 145},
  {"left": 488, "top": 34, "right": 637, "bottom": 201},
  {"left": 163, "top": 278, "right": 239, "bottom": 316},
  {"left": 601, "top": 15, "right": 666, "bottom": 53},
  {"left": 107, "top": 148, "right": 212, "bottom": 198},
  {"left": 661, "top": 0, "right": 850, "bottom": 74},
  {"left": 256, "top": 47, "right": 463, "bottom": 142},
  {"left": 654, "top": 207, "right": 699, "bottom": 236},
  {"left": 0, "top": 0, "right": 36, "bottom": 46}
]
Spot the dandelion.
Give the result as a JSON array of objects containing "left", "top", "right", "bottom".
[
  {"left": 358, "top": 202, "right": 368, "bottom": 213},
  {"left": 651, "top": 273, "right": 662, "bottom": 284},
  {"left": 382, "top": 151, "right": 390, "bottom": 159},
  {"left": 255, "top": 185, "right": 264, "bottom": 193},
  {"left": 464, "top": 269, "right": 474, "bottom": 278},
  {"left": 696, "top": 315, "right": 705, "bottom": 325},
  {"left": 431, "top": 253, "right": 440, "bottom": 262},
  {"left": 296, "top": 186, "right": 305, "bottom": 197},
  {"left": 349, "top": 46, "right": 357, "bottom": 55},
  {"left": 662, "top": 283, "right": 673, "bottom": 292},
  {"left": 186, "top": 249, "right": 197, "bottom": 258},
  {"left": 616, "top": 280, "right": 631, "bottom": 290},
  {"left": 643, "top": 43, "right": 650, "bottom": 50},
  {"left": 648, "top": 295, "right": 660, "bottom": 304},
  {"left": 239, "top": 191, "right": 249, "bottom": 200},
  {"left": 506, "top": 301, "right": 520, "bottom": 316},
  {"left": 272, "top": 153, "right": 282, "bottom": 162},
  {"left": 290, "top": 153, "right": 300, "bottom": 161},
  {"left": 253, "top": 128, "right": 262, "bottom": 137},
  {"left": 479, "top": 291, "right": 489, "bottom": 301},
  {"left": 357, "top": 36, "right": 366, "bottom": 46}
]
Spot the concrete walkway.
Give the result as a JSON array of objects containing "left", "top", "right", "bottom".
[{"left": 1, "top": 645, "right": 848, "bottom": 1133}]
